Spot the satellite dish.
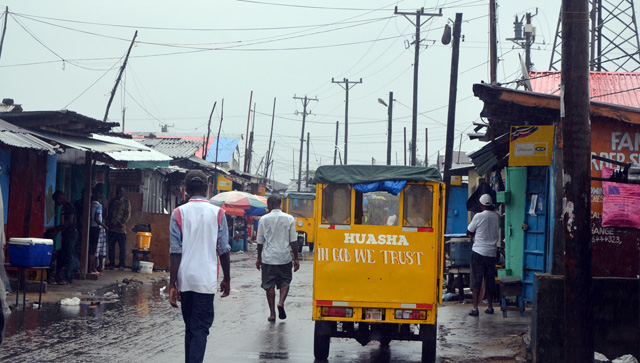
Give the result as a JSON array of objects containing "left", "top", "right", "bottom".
[{"left": 519, "top": 53, "right": 533, "bottom": 91}]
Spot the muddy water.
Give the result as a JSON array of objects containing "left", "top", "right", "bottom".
[
  {"left": 0, "top": 279, "right": 185, "bottom": 362},
  {"left": 0, "top": 248, "right": 529, "bottom": 362}
]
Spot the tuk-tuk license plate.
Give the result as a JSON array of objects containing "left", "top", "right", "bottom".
[{"left": 365, "top": 308, "right": 382, "bottom": 321}]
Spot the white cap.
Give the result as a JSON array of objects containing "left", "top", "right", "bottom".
[{"left": 479, "top": 194, "right": 494, "bottom": 207}]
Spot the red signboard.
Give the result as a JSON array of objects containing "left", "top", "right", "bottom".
[{"left": 590, "top": 117, "right": 640, "bottom": 278}]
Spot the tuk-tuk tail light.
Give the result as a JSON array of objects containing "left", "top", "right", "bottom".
[
  {"left": 394, "top": 309, "right": 427, "bottom": 320},
  {"left": 321, "top": 307, "right": 353, "bottom": 318}
]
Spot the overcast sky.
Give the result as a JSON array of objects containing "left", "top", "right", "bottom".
[{"left": 0, "top": 0, "right": 560, "bottom": 184}]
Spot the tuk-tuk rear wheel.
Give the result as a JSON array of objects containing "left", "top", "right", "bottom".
[
  {"left": 420, "top": 323, "right": 437, "bottom": 363},
  {"left": 314, "top": 321, "right": 332, "bottom": 360}
]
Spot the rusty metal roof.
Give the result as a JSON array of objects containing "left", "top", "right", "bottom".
[
  {"left": 0, "top": 118, "right": 59, "bottom": 154},
  {"left": 136, "top": 137, "right": 201, "bottom": 159},
  {"left": 0, "top": 110, "right": 119, "bottom": 136},
  {"left": 530, "top": 71, "right": 640, "bottom": 107}
]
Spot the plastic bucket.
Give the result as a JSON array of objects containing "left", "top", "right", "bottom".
[
  {"left": 136, "top": 232, "right": 152, "bottom": 250},
  {"left": 139, "top": 261, "right": 153, "bottom": 274}
]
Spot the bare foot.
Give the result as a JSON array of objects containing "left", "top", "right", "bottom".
[{"left": 267, "top": 316, "right": 276, "bottom": 322}]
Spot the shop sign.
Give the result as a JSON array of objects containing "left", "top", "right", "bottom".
[{"left": 508, "top": 125, "right": 554, "bottom": 166}]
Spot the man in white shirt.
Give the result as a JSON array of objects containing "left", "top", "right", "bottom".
[
  {"left": 466, "top": 194, "right": 501, "bottom": 317},
  {"left": 256, "top": 194, "right": 300, "bottom": 322},
  {"left": 169, "top": 170, "right": 231, "bottom": 362}
]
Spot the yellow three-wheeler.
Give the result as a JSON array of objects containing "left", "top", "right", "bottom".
[
  {"left": 311, "top": 165, "right": 445, "bottom": 363},
  {"left": 281, "top": 192, "right": 316, "bottom": 252}
]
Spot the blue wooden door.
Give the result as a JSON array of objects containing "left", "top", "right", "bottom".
[
  {"left": 446, "top": 185, "right": 468, "bottom": 234},
  {"left": 522, "top": 166, "right": 549, "bottom": 302}
]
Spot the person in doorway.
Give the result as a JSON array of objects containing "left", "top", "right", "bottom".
[
  {"left": 169, "top": 170, "right": 231, "bottom": 363},
  {"left": 255, "top": 194, "right": 299, "bottom": 322},
  {"left": 93, "top": 183, "right": 109, "bottom": 223},
  {"left": 52, "top": 191, "right": 78, "bottom": 284},
  {"left": 466, "top": 194, "right": 501, "bottom": 316},
  {"left": 106, "top": 186, "right": 130, "bottom": 270},
  {"left": 89, "top": 194, "right": 108, "bottom": 274}
]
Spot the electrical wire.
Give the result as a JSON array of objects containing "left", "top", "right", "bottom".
[{"left": 64, "top": 56, "right": 124, "bottom": 108}]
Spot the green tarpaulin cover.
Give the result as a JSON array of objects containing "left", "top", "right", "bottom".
[
  {"left": 314, "top": 165, "right": 442, "bottom": 184},
  {"left": 282, "top": 192, "right": 316, "bottom": 200}
]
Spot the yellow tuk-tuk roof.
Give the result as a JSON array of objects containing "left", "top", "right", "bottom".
[{"left": 314, "top": 165, "right": 442, "bottom": 184}]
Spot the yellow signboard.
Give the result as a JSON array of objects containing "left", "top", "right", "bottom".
[
  {"left": 508, "top": 125, "right": 555, "bottom": 166},
  {"left": 450, "top": 175, "right": 462, "bottom": 186},
  {"left": 217, "top": 174, "right": 232, "bottom": 191}
]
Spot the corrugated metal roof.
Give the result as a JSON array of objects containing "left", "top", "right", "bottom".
[
  {"left": 0, "top": 118, "right": 59, "bottom": 154},
  {"left": 530, "top": 71, "right": 640, "bottom": 107},
  {"left": 205, "top": 138, "right": 239, "bottom": 163},
  {"left": 187, "top": 155, "right": 229, "bottom": 174},
  {"left": 136, "top": 138, "right": 201, "bottom": 159},
  {"left": 93, "top": 135, "right": 172, "bottom": 162},
  {"left": 30, "top": 131, "right": 135, "bottom": 153},
  {"left": 130, "top": 133, "right": 214, "bottom": 159}
]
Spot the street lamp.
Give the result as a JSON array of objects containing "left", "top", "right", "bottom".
[{"left": 378, "top": 92, "right": 394, "bottom": 165}]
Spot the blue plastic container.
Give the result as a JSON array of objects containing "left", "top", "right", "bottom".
[
  {"left": 449, "top": 238, "right": 472, "bottom": 266},
  {"left": 9, "top": 238, "right": 53, "bottom": 267},
  {"left": 231, "top": 238, "right": 244, "bottom": 252}
]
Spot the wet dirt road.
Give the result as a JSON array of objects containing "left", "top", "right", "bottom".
[{"left": 1, "top": 245, "right": 530, "bottom": 362}]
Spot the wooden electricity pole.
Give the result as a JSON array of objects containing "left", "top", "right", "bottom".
[
  {"left": 204, "top": 101, "right": 217, "bottom": 160},
  {"left": 0, "top": 7, "right": 8, "bottom": 62},
  {"left": 243, "top": 91, "right": 253, "bottom": 173},
  {"left": 489, "top": 0, "right": 498, "bottom": 83},
  {"left": 395, "top": 6, "right": 442, "bottom": 165},
  {"left": 444, "top": 13, "right": 463, "bottom": 229},
  {"left": 305, "top": 132, "right": 310, "bottom": 188},
  {"left": 104, "top": 31, "right": 137, "bottom": 122},
  {"left": 294, "top": 95, "right": 317, "bottom": 191},
  {"left": 334, "top": 121, "right": 339, "bottom": 165},
  {"left": 332, "top": 78, "right": 361, "bottom": 165},
  {"left": 561, "top": 0, "right": 593, "bottom": 361},
  {"left": 213, "top": 99, "right": 224, "bottom": 195},
  {"left": 264, "top": 98, "right": 276, "bottom": 178},
  {"left": 387, "top": 92, "right": 394, "bottom": 165}
]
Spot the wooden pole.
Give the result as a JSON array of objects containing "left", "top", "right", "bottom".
[
  {"left": 244, "top": 91, "right": 253, "bottom": 173},
  {"left": 265, "top": 98, "right": 276, "bottom": 178},
  {"left": 204, "top": 101, "right": 217, "bottom": 160},
  {"left": 104, "top": 31, "right": 137, "bottom": 122},
  {"left": 561, "top": 0, "right": 593, "bottom": 361},
  {"left": 443, "top": 13, "right": 463, "bottom": 231}
]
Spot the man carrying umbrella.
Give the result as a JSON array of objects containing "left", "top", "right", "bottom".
[{"left": 255, "top": 193, "right": 299, "bottom": 322}]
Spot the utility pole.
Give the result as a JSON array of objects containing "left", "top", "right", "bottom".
[
  {"left": 294, "top": 95, "right": 317, "bottom": 191},
  {"left": 403, "top": 127, "right": 407, "bottom": 166},
  {"left": 395, "top": 6, "right": 442, "bottom": 165},
  {"left": 333, "top": 121, "right": 339, "bottom": 165},
  {"left": 204, "top": 101, "right": 217, "bottom": 160},
  {"left": 332, "top": 78, "right": 361, "bottom": 165},
  {"left": 305, "top": 132, "right": 310, "bottom": 188},
  {"left": 387, "top": 92, "right": 394, "bottom": 165},
  {"left": 104, "top": 31, "right": 137, "bottom": 122},
  {"left": 424, "top": 128, "right": 428, "bottom": 166},
  {"left": 507, "top": 11, "right": 538, "bottom": 74},
  {"left": 243, "top": 91, "right": 253, "bottom": 173},
  {"left": 444, "top": 13, "right": 463, "bottom": 230},
  {"left": 0, "top": 7, "right": 8, "bottom": 62},
  {"left": 121, "top": 108, "right": 126, "bottom": 133},
  {"left": 213, "top": 99, "right": 224, "bottom": 195},
  {"left": 489, "top": 0, "right": 498, "bottom": 83},
  {"left": 265, "top": 98, "right": 276, "bottom": 179},
  {"left": 246, "top": 103, "right": 256, "bottom": 174},
  {"left": 562, "top": 0, "right": 593, "bottom": 361}
]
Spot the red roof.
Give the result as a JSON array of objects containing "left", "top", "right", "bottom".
[{"left": 530, "top": 71, "right": 640, "bottom": 108}]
